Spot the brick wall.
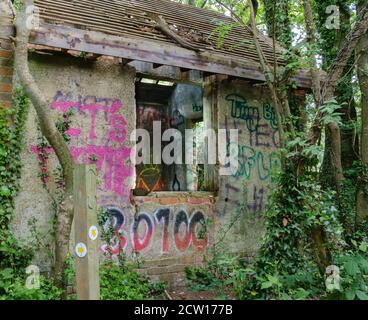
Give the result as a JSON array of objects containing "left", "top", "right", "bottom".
[{"left": 0, "top": 0, "right": 14, "bottom": 108}]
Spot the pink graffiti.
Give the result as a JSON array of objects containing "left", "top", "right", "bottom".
[
  {"left": 29, "top": 144, "right": 54, "bottom": 155},
  {"left": 29, "top": 144, "right": 55, "bottom": 184},
  {"left": 65, "top": 128, "right": 81, "bottom": 137},
  {"left": 51, "top": 100, "right": 79, "bottom": 113},
  {"left": 70, "top": 145, "right": 132, "bottom": 197},
  {"left": 30, "top": 92, "right": 132, "bottom": 197}
]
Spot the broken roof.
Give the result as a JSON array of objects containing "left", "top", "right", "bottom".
[{"left": 30, "top": 0, "right": 312, "bottom": 87}]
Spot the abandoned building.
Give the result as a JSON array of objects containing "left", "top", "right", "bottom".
[{"left": 0, "top": 0, "right": 312, "bottom": 287}]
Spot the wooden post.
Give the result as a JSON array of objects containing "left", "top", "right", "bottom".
[
  {"left": 203, "top": 76, "right": 219, "bottom": 192},
  {"left": 74, "top": 164, "right": 100, "bottom": 300}
]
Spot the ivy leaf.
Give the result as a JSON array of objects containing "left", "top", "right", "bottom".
[
  {"left": 359, "top": 242, "right": 367, "bottom": 253},
  {"left": 0, "top": 268, "right": 14, "bottom": 280},
  {"left": 294, "top": 288, "right": 310, "bottom": 300},
  {"left": 345, "top": 289, "right": 356, "bottom": 300},
  {"left": 358, "top": 257, "right": 368, "bottom": 273},
  {"left": 344, "top": 258, "right": 360, "bottom": 276},
  {"left": 261, "top": 281, "right": 273, "bottom": 289},
  {"left": 356, "top": 290, "right": 368, "bottom": 300},
  {"left": 0, "top": 186, "right": 11, "bottom": 197}
]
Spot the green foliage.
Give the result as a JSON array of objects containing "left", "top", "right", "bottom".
[
  {"left": 334, "top": 253, "right": 368, "bottom": 300},
  {"left": 100, "top": 261, "right": 165, "bottom": 300},
  {"left": 0, "top": 268, "right": 62, "bottom": 300},
  {"left": 174, "top": 0, "right": 367, "bottom": 302},
  {"left": 184, "top": 172, "right": 368, "bottom": 300},
  {"left": 0, "top": 87, "right": 29, "bottom": 231},
  {"left": 12, "top": 0, "right": 22, "bottom": 13},
  {"left": 263, "top": 0, "right": 292, "bottom": 46},
  {"left": 327, "top": 232, "right": 368, "bottom": 300},
  {"left": 0, "top": 87, "right": 33, "bottom": 271},
  {"left": 0, "top": 88, "right": 62, "bottom": 300},
  {"left": 185, "top": 252, "right": 246, "bottom": 299},
  {"left": 208, "top": 20, "right": 237, "bottom": 49},
  {"left": 184, "top": 147, "right": 349, "bottom": 300},
  {"left": 357, "top": 164, "right": 368, "bottom": 198},
  {"left": 60, "top": 212, "right": 167, "bottom": 300},
  {"left": 0, "top": 233, "right": 33, "bottom": 273},
  {"left": 64, "top": 256, "right": 166, "bottom": 301},
  {"left": 55, "top": 109, "right": 75, "bottom": 143},
  {"left": 319, "top": 99, "right": 343, "bottom": 126}
]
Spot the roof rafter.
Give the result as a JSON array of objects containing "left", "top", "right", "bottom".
[{"left": 29, "top": 23, "right": 313, "bottom": 88}]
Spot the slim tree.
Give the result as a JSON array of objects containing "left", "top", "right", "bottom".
[
  {"left": 356, "top": 0, "right": 368, "bottom": 225},
  {"left": 13, "top": 0, "right": 74, "bottom": 292},
  {"left": 316, "top": 1, "right": 359, "bottom": 195}
]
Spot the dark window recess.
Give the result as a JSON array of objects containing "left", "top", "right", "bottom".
[{"left": 134, "top": 79, "right": 205, "bottom": 195}]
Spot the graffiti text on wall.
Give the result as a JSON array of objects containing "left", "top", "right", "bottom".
[
  {"left": 226, "top": 94, "right": 259, "bottom": 132},
  {"left": 30, "top": 91, "right": 133, "bottom": 198},
  {"left": 100, "top": 207, "right": 208, "bottom": 257},
  {"left": 219, "top": 93, "right": 280, "bottom": 216},
  {"left": 232, "top": 144, "right": 281, "bottom": 181}
]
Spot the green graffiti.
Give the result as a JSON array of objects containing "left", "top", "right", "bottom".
[
  {"left": 229, "top": 142, "right": 281, "bottom": 181},
  {"left": 226, "top": 94, "right": 279, "bottom": 133},
  {"left": 236, "top": 144, "right": 256, "bottom": 179},
  {"left": 263, "top": 103, "right": 278, "bottom": 130},
  {"left": 257, "top": 151, "right": 281, "bottom": 181},
  {"left": 226, "top": 94, "right": 260, "bottom": 132}
]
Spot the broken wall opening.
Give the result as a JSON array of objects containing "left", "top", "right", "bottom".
[{"left": 134, "top": 78, "right": 211, "bottom": 195}]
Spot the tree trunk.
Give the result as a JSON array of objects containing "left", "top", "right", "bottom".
[
  {"left": 356, "top": 2, "right": 368, "bottom": 225},
  {"left": 14, "top": 0, "right": 74, "bottom": 292},
  {"left": 301, "top": 0, "right": 333, "bottom": 271},
  {"left": 311, "top": 226, "right": 332, "bottom": 274},
  {"left": 308, "top": 2, "right": 368, "bottom": 164},
  {"left": 317, "top": 1, "right": 359, "bottom": 192}
]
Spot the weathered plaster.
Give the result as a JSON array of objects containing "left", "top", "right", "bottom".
[
  {"left": 12, "top": 55, "right": 280, "bottom": 287},
  {"left": 13, "top": 54, "right": 136, "bottom": 269},
  {"left": 215, "top": 80, "right": 280, "bottom": 257}
]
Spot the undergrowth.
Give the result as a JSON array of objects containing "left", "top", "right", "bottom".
[{"left": 185, "top": 154, "right": 368, "bottom": 300}]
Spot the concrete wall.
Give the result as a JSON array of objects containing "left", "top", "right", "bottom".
[
  {"left": 12, "top": 54, "right": 280, "bottom": 287},
  {"left": 13, "top": 54, "right": 136, "bottom": 270},
  {"left": 215, "top": 79, "right": 280, "bottom": 257}
]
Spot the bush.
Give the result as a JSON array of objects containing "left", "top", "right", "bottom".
[
  {"left": 0, "top": 268, "right": 62, "bottom": 300},
  {"left": 100, "top": 261, "right": 165, "bottom": 300}
]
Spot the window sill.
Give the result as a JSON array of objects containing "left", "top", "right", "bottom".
[{"left": 133, "top": 191, "right": 216, "bottom": 203}]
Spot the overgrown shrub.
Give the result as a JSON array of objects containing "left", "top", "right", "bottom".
[
  {"left": 0, "top": 268, "right": 62, "bottom": 300},
  {"left": 184, "top": 160, "right": 368, "bottom": 300},
  {"left": 100, "top": 261, "right": 166, "bottom": 300}
]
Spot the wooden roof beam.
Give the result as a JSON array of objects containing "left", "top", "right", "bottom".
[
  {"left": 29, "top": 23, "right": 315, "bottom": 89},
  {"left": 180, "top": 67, "right": 191, "bottom": 73},
  {"left": 131, "top": 61, "right": 202, "bottom": 85},
  {"left": 153, "top": 63, "right": 163, "bottom": 69},
  {"left": 121, "top": 58, "right": 133, "bottom": 66}
]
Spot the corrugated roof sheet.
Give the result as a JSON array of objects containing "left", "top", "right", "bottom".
[{"left": 33, "top": 0, "right": 286, "bottom": 66}]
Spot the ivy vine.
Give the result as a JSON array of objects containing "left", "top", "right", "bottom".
[{"left": 0, "top": 86, "right": 33, "bottom": 270}]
